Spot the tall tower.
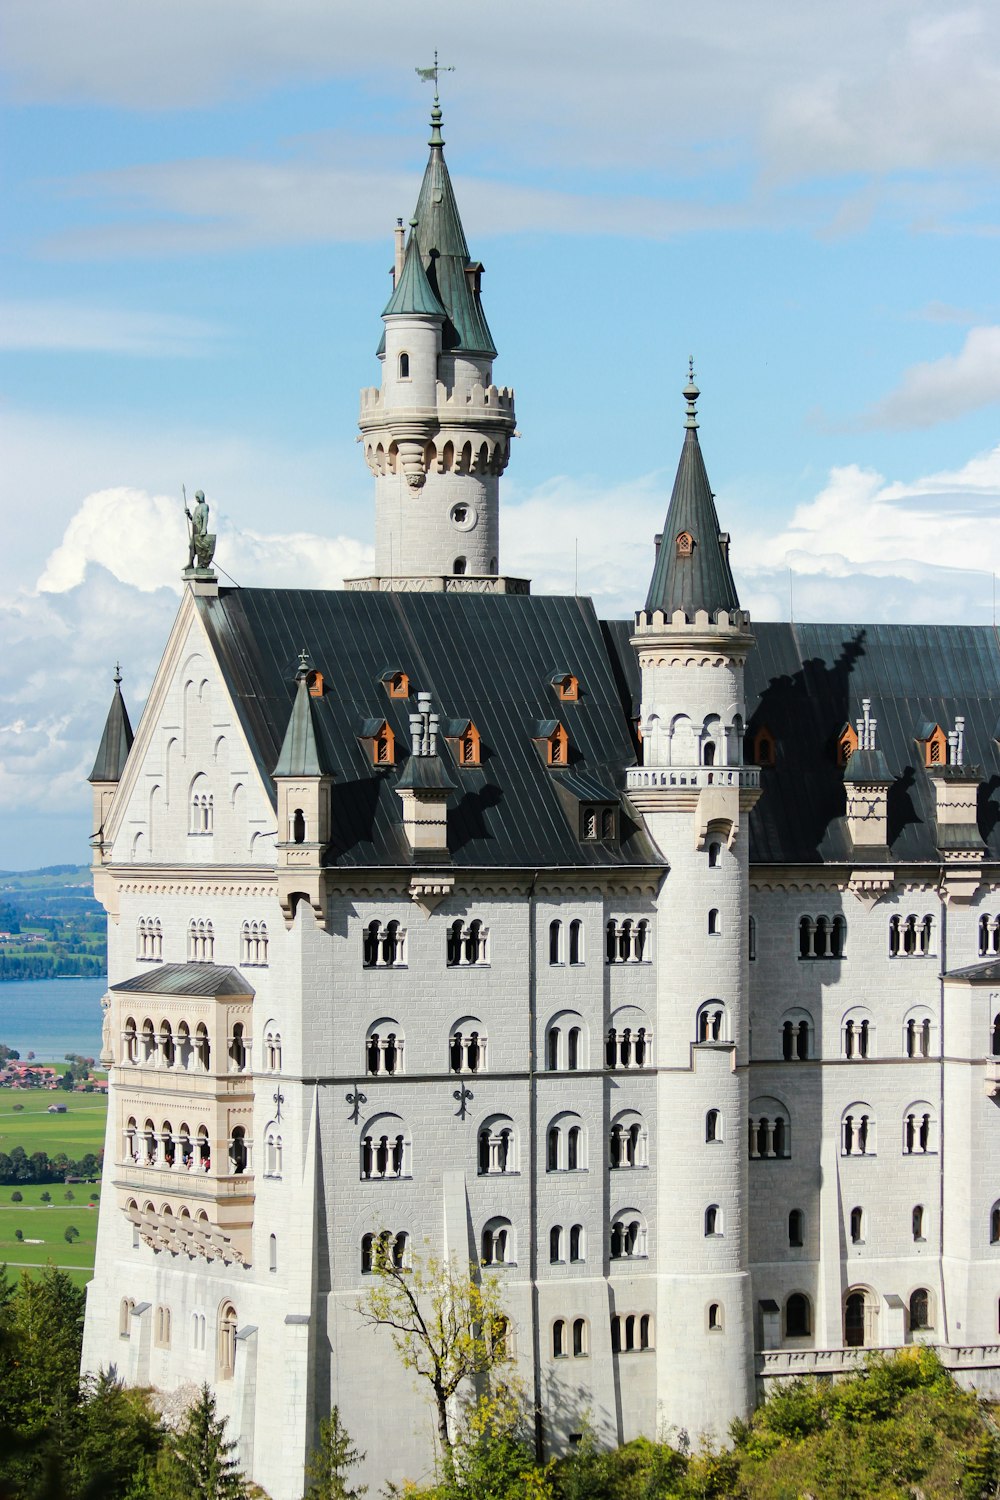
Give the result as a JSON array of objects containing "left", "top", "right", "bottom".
[
  {"left": 351, "top": 94, "right": 523, "bottom": 592},
  {"left": 627, "top": 370, "right": 758, "bottom": 1436}
]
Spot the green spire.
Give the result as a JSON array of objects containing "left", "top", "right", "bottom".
[
  {"left": 88, "top": 664, "right": 134, "bottom": 783},
  {"left": 644, "top": 368, "right": 741, "bottom": 619},
  {"left": 382, "top": 222, "right": 447, "bottom": 319},
  {"left": 273, "top": 651, "right": 330, "bottom": 778}
]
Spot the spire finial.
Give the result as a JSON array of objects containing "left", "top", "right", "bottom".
[
  {"left": 113, "top": 661, "right": 122, "bottom": 687},
  {"left": 416, "top": 50, "right": 454, "bottom": 146},
  {"left": 296, "top": 647, "right": 312, "bottom": 680},
  {"left": 684, "top": 359, "right": 700, "bottom": 430}
]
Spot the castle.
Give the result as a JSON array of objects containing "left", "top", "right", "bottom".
[{"left": 81, "top": 92, "right": 1000, "bottom": 1499}]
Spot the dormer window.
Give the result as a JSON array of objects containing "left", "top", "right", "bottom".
[
  {"left": 359, "top": 719, "right": 397, "bottom": 766},
  {"left": 552, "top": 673, "right": 579, "bottom": 702},
  {"left": 676, "top": 531, "right": 694, "bottom": 558},
  {"left": 533, "top": 721, "right": 569, "bottom": 767},
  {"left": 581, "top": 805, "right": 617, "bottom": 842},
  {"left": 398, "top": 352, "right": 410, "bottom": 379},
  {"left": 753, "top": 727, "right": 776, "bottom": 767},
  {"left": 383, "top": 671, "right": 409, "bottom": 699},
  {"left": 837, "top": 722, "right": 858, "bottom": 768},
  {"left": 307, "top": 670, "right": 324, "bottom": 698},
  {"left": 459, "top": 724, "right": 481, "bottom": 767},
  {"left": 919, "top": 725, "right": 947, "bottom": 766}
]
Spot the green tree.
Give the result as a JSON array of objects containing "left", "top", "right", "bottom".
[
  {"left": 152, "top": 1384, "right": 248, "bottom": 1500},
  {"left": 357, "top": 1241, "right": 511, "bottom": 1473},
  {"left": 10, "top": 1191, "right": 22, "bottom": 1203},
  {"left": 69, "top": 1371, "right": 165, "bottom": 1500},
  {"left": 13, "top": 1230, "right": 22, "bottom": 1242},
  {"left": 303, "top": 1406, "right": 367, "bottom": 1500},
  {"left": 64, "top": 1225, "right": 79, "bottom": 1244},
  {"left": 40, "top": 1191, "right": 51, "bottom": 1203}
]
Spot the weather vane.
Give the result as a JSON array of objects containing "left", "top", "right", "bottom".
[{"left": 415, "top": 50, "right": 454, "bottom": 99}]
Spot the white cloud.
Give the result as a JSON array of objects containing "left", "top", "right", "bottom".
[
  {"left": 0, "top": 300, "right": 222, "bottom": 355},
  {"left": 862, "top": 326, "right": 1000, "bottom": 429}
]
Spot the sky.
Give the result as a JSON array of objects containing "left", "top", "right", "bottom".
[{"left": 3, "top": 0, "right": 1000, "bottom": 868}]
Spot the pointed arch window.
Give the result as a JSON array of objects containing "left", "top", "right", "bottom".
[
  {"left": 837, "top": 722, "right": 858, "bottom": 767},
  {"left": 753, "top": 726, "right": 776, "bottom": 767}
]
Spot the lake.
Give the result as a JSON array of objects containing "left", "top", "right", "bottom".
[{"left": 0, "top": 977, "right": 106, "bottom": 1060}]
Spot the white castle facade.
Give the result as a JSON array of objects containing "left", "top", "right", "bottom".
[{"left": 81, "top": 97, "right": 1000, "bottom": 1499}]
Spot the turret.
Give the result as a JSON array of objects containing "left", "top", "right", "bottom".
[
  {"left": 88, "top": 665, "right": 134, "bottom": 867},
  {"left": 628, "top": 370, "right": 757, "bottom": 1442},
  {"left": 273, "top": 651, "right": 333, "bottom": 927},
  {"left": 351, "top": 94, "right": 524, "bottom": 594}
]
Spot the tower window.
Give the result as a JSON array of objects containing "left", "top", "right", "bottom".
[
  {"left": 675, "top": 531, "right": 694, "bottom": 558},
  {"left": 453, "top": 557, "right": 467, "bottom": 575},
  {"left": 385, "top": 672, "right": 409, "bottom": 699},
  {"left": 398, "top": 352, "right": 410, "bottom": 379}
]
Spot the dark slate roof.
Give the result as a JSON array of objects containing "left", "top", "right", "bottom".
[
  {"left": 395, "top": 754, "right": 456, "bottom": 793},
  {"left": 601, "top": 619, "right": 1000, "bottom": 865},
  {"left": 644, "top": 426, "right": 741, "bottom": 618},
  {"left": 382, "top": 231, "right": 447, "bottom": 320},
  {"left": 273, "top": 671, "right": 331, "bottom": 778},
  {"left": 89, "top": 676, "right": 134, "bottom": 783},
  {"left": 197, "top": 588, "right": 659, "bottom": 870},
  {"left": 111, "top": 964, "right": 254, "bottom": 997},
  {"left": 946, "top": 958, "right": 1000, "bottom": 982},
  {"left": 843, "top": 747, "right": 891, "bottom": 783}
]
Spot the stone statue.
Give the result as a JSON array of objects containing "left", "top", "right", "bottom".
[
  {"left": 184, "top": 488, "right": 217, "bottom": 572},
  {"left": 100, "top": 991, "right": 114, "bottom": 1067}
]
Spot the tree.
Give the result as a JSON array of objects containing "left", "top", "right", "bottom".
[
  {"left": 357, "top": 1241, "right": 511, "bottom": 1472},
  {"left": 69, "top": 1371, "right": 165, "bottom": 1500},
  {"left": 40, "top": 1191, "right": 51, "bottom": 1203},
  {"left": 64, "top": 1225, "right": 79, "bottom": 1244},
  {"left": 303, "top": 1406, "right": 367, "bottom": 1500},
  {"left": 152, "top": 1383, "right": 248, "bottom": 1500},
  {"left": 13, "top": 1229, "right": 22, "bottom": 1242},
  {"left": 10, "top": 1191, "right": 21, "bottom": 1203}
]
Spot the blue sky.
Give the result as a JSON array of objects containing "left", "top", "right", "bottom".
[{"left": 3, "top": 1, "right": 1000, "bottom": 867}]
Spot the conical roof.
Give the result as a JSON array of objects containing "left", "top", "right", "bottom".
[
  {"left": 645, "top": 373, "right": 740, "bottom": 618},
  {"left": 88, "top": 667, "right": 134, "bottom": 783},
  {"left": 273, "top": 652, "right": 331, "bottom": 778},
  {"left": 382, "top": 228, "right": 447, "bottom": 320}
]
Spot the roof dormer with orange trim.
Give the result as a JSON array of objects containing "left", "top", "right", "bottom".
[
  {"left": 358, "top": 718, "right": 396, "bottom": 767},
  {"left": 381, "top": 669, "right": 410, "bottom": 700},
  {"left": 442, "top": 718, "right": 482, "bottom": 767},
  {"left": 752, "top": 725, "right": 776, "bottom": 768},
  {"left": 551, "top": 672, "right": 579, "bottom": 703},
  {"left": 836, "top": 722, "right": 858, "bottom": 768},
  {"left": 534, "top": 720, "right": 569, "bottom": 767}
]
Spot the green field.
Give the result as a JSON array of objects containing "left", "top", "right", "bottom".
[{"left": 0, "top": 1091, "right": 107, "bottom": 1286}]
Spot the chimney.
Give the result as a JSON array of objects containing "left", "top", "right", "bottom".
[{"left": 393, "top": 218, "right": 405, "bottom": 289}]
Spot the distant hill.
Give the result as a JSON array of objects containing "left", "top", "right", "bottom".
[{"left": 0, "top": 866, "right": 105, "bottom": 981}]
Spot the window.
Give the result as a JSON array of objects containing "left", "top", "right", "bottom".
[
  {"left": 993, "top": 1013, "right": 1000, "bottom": 1058},
  {"left": 569, "top": 1224, "right": 584, "bottom": 1262},
  {"left": 748, "top": 914, "right": 757, "bottom": 961},
  {"left": 264, "top": 1124, "right": 282, "bottom": 1177},
  {"left": 241, "top": 920, "right": 268, "bottom": 966},
  {"left": 265, "top": 1026, "right": 282, "bottom": 1072},
  {"left": 123, "top": 1018, "right": 138, "bottom": 1065},
  {"left": 788, "top": 1210, "right": 804, "bottom": 1247},
  {"left": 542, "top": 722, "right": 568, "bottom": 766},
  {"left": 137, "top": 917, "right": 163, "bottom": 962},
  {"left": 450, "top": 1017, "right": 486, "bottom": 1074},
  {"left": 980, "top": 914, "right": 1000, "bottom": 957},
  {"left": 748, "top": 1097, "right": 791, "bottom": 1160},
  {"left": 753, "top": 727, "right": 776, "bottom": 767},
  {"left": 611, "top": 1313, "right": 653, "bottom": 1353},
  {"left": 704, "top": 1204, "right": 721, "bottom": 1237},
  {"left": 837, "top": 722, "right": 859, "bottom": 767},
  {"left": 191, "top": 1312, "right": 206, "bottom": 1351},
  {"left": 446, "top": 919, "right": 489, "bottom": 966},
  {"left": 218, "top": 1303, "right": 238, "bottom": 1378},
  {"left": 844, "top": 1289, "right": 872, "bottom": 1348},
  {"left": 903, "top": 1103, "right": 936, "bottom": 1155},
  {"left": 361, "top": 1230, "right": 409, "bottom": 1274},
  {"left": 706, "top": 1109, "right": 721, "bottom": 1143},
  {"left": 367, "top": 1019, "right": 404, "bottom": 1076},
  {"left": 291, "top": 808, "right": 306, "bottom": 844},
  {"left": 190, "top": 777, "right": 214, "bottom": 834},
  {"left": 453, "top": 557, "right": 467, "bottom": 575},
  {"left": 785, "top": 1294, "right": 811, "bottom": 1338},
  {"left": 360, "top": 1115, "right": 410, "bottom": 1179},
  {"left": 386, "top": 672, "right": 409, "bottom": 699},
  {"left": 547, "top": 1113, "right": 586, "bottom": 1172},
  {"left": 568, "top": 919, "right": 583, "bottom": 965},
  {"left": 610, "top": 1211, "right": 646, "bottom": 1260},
  {"left": 605, "top": 1018, "right": 652, "bottom": 1068},
  {"left": 398, "top": 351, "right": 410, "bottom": 379},
  {"left": 548, "top": 919, "right": 563, "bottom": 965},
  {"left": 546, "top": 1012, "right": 585, "bottom": 1071},
  {"left": 605, "top": 917, "right": 650, "bottom": 963},
  {"left": 362, "top": 919, "right": 406, "bottom": 968},
  {"left": 696, "top": 1001, "right": 728, "bottom": 1043},
  {"left": 187, "top": 918, "right": 214, "bottom": 963},
  {"left": 903, "top": 1008, "right": 933, "bottom": 1058},
  {"left": 552, "top": 1319, "right": 567, "bottom": 1358},
  {"left": 708, "top": 841, "right": 722, "bottom": 868},
  {"left": 909, "top": 1288, "right": 932, "bottom": 1332},
  {"left": 228, "top": 1022, "right": 248, "bottom": 1074},
  {"left": 675, "top": 530, "right": 693, "bottom": 557},
  {"left": 888, "top": 913, "right": 934, "bottom": 957},
  {"left": 481, "top": 1217, "right": 513, "bottom": 1266},
  {"left": 708, "top": 1302, "right": 723, "bottom": 1332},
  {"left": 572, "top": 1318, "right": 588, "bottom": 1357},
  {"left": 371, "top": 722, "right": 396, "bottom": 766},
  {"left": 912, "top": 1205, "right": 925, "bottom": 1241},
  {"left": 119, "top": 1297, "right": 135, "bottom": 1338},
  {"left": 842, "top": 1009, "right": 874, "bottom": 1060},
  {"left": 920, "top": 725, "right": 947, "bottom": 767},
  {"left": 478, "top": 1115, "right": 516, "bottom": 1175},
  {"left": 609, "top": 1111, "right": 645, "bottom": 1169},
  {"left": 456, "top": 723, "right": 481, "bottom": 767},
  {"left": 269, "top": 1234, "right": 277, "bottom": 1273},
  {"left": 549, "top": 1225, "right": 564, "bottom": 1263},
  {"left": 842, "top": 1106, "right": 875, "bottom": 1156},
  {"left": 781, "top": 1009, "right": 813, "bottom": 1060},
  {"left": 850, "top": 1206, "right": 864, "bottom": 1244},
  {"left": 708, "top": 908, "right": 721, "bottom": 935},
  {"left": 799, "top": 914, "right": 847, "bottom": 959},
  {"left": 991, "top": 1203, "right": 1000, "bottom": 1244},
  {"left": 553, "top": 673, "right": 579, "bottom": 702}
]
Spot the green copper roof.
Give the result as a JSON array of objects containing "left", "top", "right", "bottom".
[
  {"left": 644, "top": 374, "right": 741, "bottom": 618},
  {"left": 382, "top": 229, "right": 447, "bottom": 320},
  {"left": 273, "top": 652, "right": 331, "bottom": 778},
  {"left": 88, "top": 667, "right": 134, "bottom": 783}
]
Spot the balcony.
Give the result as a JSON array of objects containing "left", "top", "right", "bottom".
[
  {"left": 115, "top": 1063, "right": 253, "bottom": 1097},
  {"left": 114, "top": 1162, "right": 254, "bottom": 1198},
  {"left": 626, "top": 765, "right": 760, "bottom": 793}
]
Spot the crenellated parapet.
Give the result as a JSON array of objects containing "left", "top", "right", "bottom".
[{"left": 359, "top": 381, "right": 516, "bottom": 488}]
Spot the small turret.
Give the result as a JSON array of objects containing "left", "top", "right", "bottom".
[
  {"left": 273, "top": 651, "right": 333, "bottom": 926},
  {"left": 844, "top": 699, "right": 891, "bottom": 854},
  {"left": 88, "top": 665, "right": 134, "bottom": 866}
]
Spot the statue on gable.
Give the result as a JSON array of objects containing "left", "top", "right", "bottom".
[{"left": 184, "top": 488, "right": 217, "bottom": 574}]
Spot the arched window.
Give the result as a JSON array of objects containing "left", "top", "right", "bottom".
[
  {"left": 123, "top": 1017, "right": 138, "bottom": 1065},
  {"left": 890, "top": 913, "right": 935, "bottom": 958},
  {"left": 264, "top": 1123, "right": 282, "bottom": 1178},
  {"left": 785, "top": 1293, "right": 811, "bottom": 1338},
  {"left": 606, "top": 917, "right": 650, "bottom": 964},
  {"left": 609, "top": 1110, "right": 645, "bottom": 1169},
  {"left": 478, "top": 1115, "right": 516, "bottom": 1175},
  {"left": 119, "top": 1297, "right": 135, "bottom": 1338},
  {"left": 362, "top": 917, "right": 406, "bottom": 968},
  {"left": 706, "top": 1108, "right": 721, "bottom": 1143},
  {"left": 450, "top": 1016, "right": 486, "bottom": 1074},
  {"left": 549, "top": 1225, "right": 564, "bottom": 1263},
  {"left": 902, "top": 1102, "right": 936, "bottom": 1155},
  {"left": 398, "top": 351, "right": 410, "bottom": 379},
  {"left": 708, "top": 1302, "right": 723, "bottom": 1331},
  {"left": 842, "top": 1009, "right": 874, "bottom": 1060},
  {"left": 704, "top": 1204, "right": 721, "bottom": 1237},
  {"left": 748, "top": 1097, "right": 792, "bottom": 1160},
  {"left": 980, "top": 914, "right": 1000, "bottom": 957},
  {"left": 547, "top": 1112, "right": 586, "bottom": 1172},
  {"left": 912, "top": 1205, "right": 925, "bottom": 1241},
  {"left": 909, "top": 1288, "right": 931, "bottom": 1332},
  {"left": 841, "top": 1105, "right": 875, "bottom": 1157},
  {"left": 696, "top": 1001, "right": 728, "bottom": 1044},
  {"left": 447, "top": 919, "right": 489, "bottom": 967},
  {"left": 228, "top": 1022, "right": 247, "bottom": 1074},
  {"left": 610, "top": 1210, "right": 646, "bottom": 1260},
  {"left": 748, "top": 914, "right": 757, "bottom": 961},
  {"left": 264, "top": 1025, "right": 282, "bottom": 1072},
  {"left": 850, "top": 1206, "right": 864, "bottom": 1244},
  {"left": 788, "top": 1209, "right": 804, "bottom": 1247},
  {"left": 269, "top": 1234, "right": 277, "bottom": 1273},
  {"left": 189, "top": 775, "right": 214, "bottom": 835},
  {"left": 481, "top": 1217, "right": 513, "bottom": 1266},
  {"left": 903, "top": 1006, "right": 934, "bottom": 1058},
  {"left": 366, "top": 1018, "right": 405, "bottom": 1076},
  {"left": 991, "top": 1202, "right": 1000, "bottom": 1244},
  {"left": 545, "top": 1011, "right": 585, "bottom": 1072},
  {"left": 800, "top": 913, "right": 846, "bottom": 959},
  {"left": 228, "top": 1124, "right": 248, "bottom": 1175},
  {"left": 241, "top": 920, "right": 269, "bottom": 966},
  {"left": 572, "top": 1318, "right": 588, "bottom": 1357},
  {"left": 780, "top": 1008, "right": 814, "bottom": 1061},
  {"left": 606, "top": 1008, "right": 652, "bottom": 1069},
  {"left": 360, "top": 1114, "right": 410, "bottom": 1180},
  {"left": 708, "top": 908, "right": 721, "bottom": 935},
  {"left": 569, "top": 919, "right": 584, "bottom": 965},
  {"left": 569, "top": 1224, "right": 584, "bottom": 1262},
  {"left": 552, "top": 1319, "right": 567, "bottom": 1358},
  {"left": 218, "top": 1302, "right": 238, "bottom": 1377},
  {"left": 708, "top": 841, "right": 722, "bottom": 867},
  {"left": 844, "top": 1289, "right": 872, "bottom": 1348},
  {"left": 548, "top": 920, "right": 562, "bottom": 965},
  {"left": 453, "top": 557, "right": 467, "bottom": 576},
  {"left": 291, "top": 808, "right": 306, "bottom": 844}
]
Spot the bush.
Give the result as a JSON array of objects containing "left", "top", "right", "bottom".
[
  {"left": 64, "top": 1225, "right": 79, "bottom": 1244},
  {"left": 89, "top": 1191, "right": 99, "bottom": 1202},
  {"left": 14, "top": 1228, "right": 23, "bottom": 1241},
  {"left": 10, "top": 1190, "right": 22, "bottom": 1202},
  {"left": 64, "top": 1189, "right": 74, "bottom": 1201},
  {"left": 12, "top": 1103, "right": 23, "bottom": 1112},
  {"left": 40, "top": 1191, "right": 51, "bottom": 1203}
]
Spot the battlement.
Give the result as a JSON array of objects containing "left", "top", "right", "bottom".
[
  {"left": 359, "top": 381, "right": 515, "bottom": 419},
  {"left": 633, "top": 605, "right": 753, "bottom": 632}
]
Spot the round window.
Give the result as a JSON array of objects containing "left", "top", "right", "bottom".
[{"left": 450, "top": 503, "right": 477, "bottom": 532}]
